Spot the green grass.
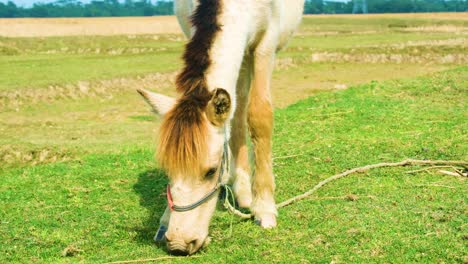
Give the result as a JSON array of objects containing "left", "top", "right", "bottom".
[
  {"left": 1, "top": 67, "right": 466, "bottom": 263},
  {"left": 0, "top": 14, "right": 467, "bottom": 263},
  {"left": 0, "top": 51, "right": 181, "bottom": 91},
  {"left": 0, "top": 34, "right": 184, "bottom": 90}
]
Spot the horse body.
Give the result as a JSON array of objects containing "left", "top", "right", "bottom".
[
  {"left": 176, "top": 0, "right": 304, "bottom": 101},
  {"left": 138, "top": 0, "right": 304, "bottom": 255}
]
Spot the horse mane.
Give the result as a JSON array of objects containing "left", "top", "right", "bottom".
[{"left": 158, "top": 0, "right": 222, "bottom": 176}]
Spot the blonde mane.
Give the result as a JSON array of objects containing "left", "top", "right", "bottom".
[{"left": 157, "top": 97, "right": 209, "bottom": 177}]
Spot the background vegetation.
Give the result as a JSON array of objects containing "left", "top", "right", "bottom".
[
  {"left": 0, "top": 0, "right": 172, "bottom": 17},
  {"left": 0, "top": 14, "right": 467, "bottom": 263},
  {"left": 0, "top": 0, "right": 466, "bottom": 18},
  {"left": 304, "top": 0, "right": 467, "bottom": 14}
]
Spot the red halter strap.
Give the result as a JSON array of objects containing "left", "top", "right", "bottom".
[{"left": 166, "top": 185, "right": 175, "bottom": 211}]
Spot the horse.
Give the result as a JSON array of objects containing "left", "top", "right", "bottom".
[{"left": 137, "top": 0, "right": 304, "bottom": 255}]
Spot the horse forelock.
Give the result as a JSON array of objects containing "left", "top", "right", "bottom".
[{"left": 158, "top": 95, "right": 210, "bottom": 178}]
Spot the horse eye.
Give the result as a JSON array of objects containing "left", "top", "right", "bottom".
[{"left": 205, "top": 168, "right": 217, "bottom": 178}]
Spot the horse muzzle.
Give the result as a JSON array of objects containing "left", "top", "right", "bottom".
[{"left": 165, "top": 235, "right": 207, "bottom": 255}]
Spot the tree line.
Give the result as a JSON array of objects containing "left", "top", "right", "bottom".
[
  {"left": 0, "top": 0, "right": 466, "bottom": 18},
  {"left": 304, "top": 0, "right": 466, "bottom": 14},
  {"left": 0, "top": 0, "right": 172, "bottom": 17}
]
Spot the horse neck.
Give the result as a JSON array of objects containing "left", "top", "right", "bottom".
[{"left": 204, "top": 3, "right": 251, "bottom": 117}]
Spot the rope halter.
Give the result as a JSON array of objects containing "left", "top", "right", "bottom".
[{"left": 166, "top": 135, "right": 230, "bottom": 212}]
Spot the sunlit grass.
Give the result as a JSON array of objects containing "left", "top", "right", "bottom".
[
  {"left": 0, "top": 14, "right": 467, "bottom": 263},
  {"left": 1, "top": 67, "right": 466, "bottom": 263}
]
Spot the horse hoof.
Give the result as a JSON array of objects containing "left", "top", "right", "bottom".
[{"left": 255, "top": 213, "right": 277, "bottom": 228}]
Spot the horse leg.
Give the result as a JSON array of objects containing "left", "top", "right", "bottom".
[
  {"left": 248, "top": 47, "right": 277, "bottom": 228},
  {"left": 230, "top": 56, "right": 253, "bottom": 208}
]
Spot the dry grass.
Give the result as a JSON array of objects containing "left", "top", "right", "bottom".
[
  {"left": 307, "top": 52, "right": 468, "bottom": 64},
  {"left": 363, "top": 38, "right": 467, "bottom": 48},
  {"left": 0, "top": 13, "right": 463, "bottom": 165},
  {"left": 2, "top": 13, "right": 467, "bottom": 38},
  {"left": 0, "top": 16, "right": 183, "bottom": 37},
  {"left": 1, "top": 60, "right": 450, "bottom": 111},
  {"left": 403, "top": 25, "right": 467, "bottom": 33},
  {"left": 0, "top": 144, "right": 71, "bottom": 166},
  {"left": 0, "top": 71, "right": 178, "bottom": 111}
]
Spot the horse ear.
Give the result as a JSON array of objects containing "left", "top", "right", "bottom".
[
  {"left": 206, "top": 88, "right": 231, "bottom": 127},
  {"left": 137, "top": 88, "right": 176, "bottom": 116}
]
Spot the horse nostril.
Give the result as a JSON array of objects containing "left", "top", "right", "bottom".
[
  {"left": 187, "top": 239, "right": 199, "bottom": 254},
  {"left": 166, "top": 236, "right": 190, "bottom": 256}
]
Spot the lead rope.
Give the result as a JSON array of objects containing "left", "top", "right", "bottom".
[
  {"left": 220, "top": 127, "right": 253, "bottom": 225},
  {"left": 222, "top": 158, "right": 468, "bottom": 220},
  {"left": 220, "top": 127, "right": 236, "bottom": 238},
  {"left": 222, "top": 185, "right": 236, "bottom": 238}
]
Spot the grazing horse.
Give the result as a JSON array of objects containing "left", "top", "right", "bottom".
[{"left": 138, "top": 0, "right": 304, "bottom": 255}]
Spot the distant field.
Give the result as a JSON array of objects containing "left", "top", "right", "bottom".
[
  {"left": 1, "top": 13, "right": 466, "bottom": 160},
  {"left": 0, "top": 16, "right": 182, "bottom": 37},
  {"left": 0, "top": 13, "right": 467, "bottom": 263},
  {"left": 1, "top": 13, "right": 466, "bottom": 37}
]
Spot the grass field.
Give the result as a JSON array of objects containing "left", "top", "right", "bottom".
[{"left": 0, "top": 14, "right": 467, "bottom": 263}]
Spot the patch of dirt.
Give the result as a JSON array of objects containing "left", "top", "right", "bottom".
[
  {"left": 0, "top": 71, "right": 178, "bottom": 111},
  {"left": 0, "top": 145, "right": 72, "bottom": 167},
  {"left": 61, "top": 245, "right": 82, "bottom": 257},
  {"left": 364, "top": 38, "right": 468, "bottom": 49},
  {"left": 308, "top": 52, "right": 467, "bottom": 64},
  {"left": 297, "top": 30, "right": 379, "bottom": 36},
  {"left": 38, "top": 46, "right": 173, "bottom": 56},
  {"left": 274, "top": 48, "right": 467, "bottom": 71},
  {"left": 275, "top": 57, "right": 297, "bottom": 70},
  {"left": 403, "top": 25, "right": 467, "bottom": 33},
  {"left": 0, "top": 16, "right": 182, "bottom": 37}
]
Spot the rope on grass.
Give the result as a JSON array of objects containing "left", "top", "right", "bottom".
[
  {"left": 225, "top": 158, "right": 468, "bottom": 219},
  {"left": 106, "top": 159, "right": 466, "bottom": 264}
]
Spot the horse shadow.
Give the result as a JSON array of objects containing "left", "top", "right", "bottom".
[{"left": 132, "top": 168, "right": 168, "bottom": 246}]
